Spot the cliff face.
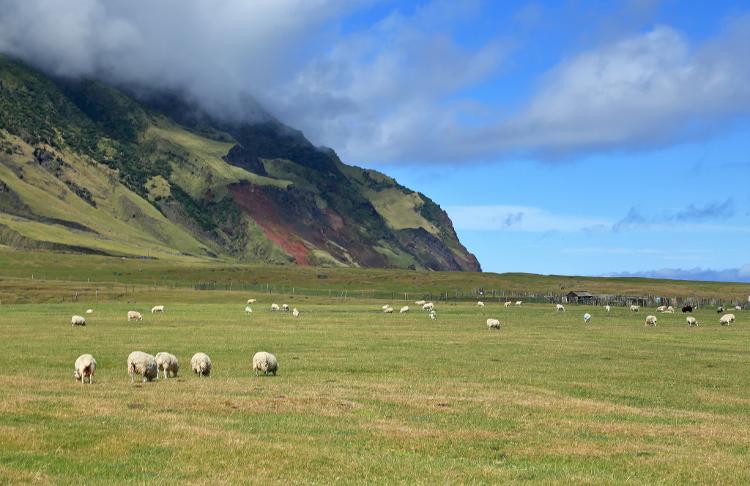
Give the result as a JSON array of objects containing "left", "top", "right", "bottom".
[{"left": 0, "top": 56, "right": 480, "bottom": 271}]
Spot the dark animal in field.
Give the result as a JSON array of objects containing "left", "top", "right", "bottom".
[
  {"left": 717, "top": 306, "right": 724, "bottom": 313},
  {"left": 682, "top": 305, "right": 693, "bottom": 313}
]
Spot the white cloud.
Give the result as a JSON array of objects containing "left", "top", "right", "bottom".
[{"left": 446, "top": 205, "right": 610, "bottom": 232}]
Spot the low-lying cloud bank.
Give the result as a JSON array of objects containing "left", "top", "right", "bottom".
[{"left": 605, "top": 264, "right": 750, "bottom": 283}]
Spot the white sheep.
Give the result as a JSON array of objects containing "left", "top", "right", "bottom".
[
  {"left": 415, "top": 300, "right": 426, "bottom": 305},
  {"left": 74, "top": 354, "right": 96, "bottom": 384},
  {"left": 422, "top": 302, "right": 434, "bottom": 311},
  {"left": 245, "top": 306, "right": 253, "bottom": 314},
  {"left": 583, "top": 313, "right": 591, "bottom": 323},
  {"left": 382, "top": 304, "right": 391, "bottom": 310},
  {"left": 686, "top": 316, "right": 698, "bottom": 327},
  {"left": 71, "top": 315, "right": 86, "bottom": 326},
  {"left": 477, "top": 301, "right": 485, "bottom": 308},
  {"left": 515, "top": 301, "right": 522, "bottom": 306},
  {"left": 85, "top": 309, "right": 94, "bottom": 314},
  {"left": 127, "top": 351, "right": 158, "bottom": 382},
  {"left": 399, "top": 306, "right": 409, "bottom": 314},
  {"left": 292, "top": 308, "right": 300, "bottom": 317},
  {"left": 720, "top": 314, "right": 736, "bottom": 326},
  {"left": 504, "top": 301, "right": 512, "bottom": 308},
  {"left": 656, "top": 305, "right": 667, "bottom": 312},
  {"left": 644, "top": 315, "right": 657, "bottom": 327},
  {"left": 191, "top": 352, "right": 212, "bottom": 377},
  {"left": 429, "top": 310, "right": 437, "bottom": 320},
  {"left": 630, "top": 305, "right": 640, "bottom": 312},
  {"left": 486, "top": 318, "right": 501, "bottom": 330},
  {"left": 247, "top": 299, "right": 257, "bottom": 304},
  {"left": 151, "top": 305, "right": 165, "bottom": 313},
  {"left": 127, "top": 311, "right": 143, "bottom": 321},
  {"left": 556, "top": 304, "right": 565, "bottom": 312},
  {"left": 384, "top": 306, "right": 394, "bottom": 314},
  {"left": 252, "top": 351, "right": 278, "bottom": 376},
  {"left": 271, "top": 303, "right": 280, "bottom": 312},
  {"left": 667, "top": 305, "right": 674, "bottom": 312},
  {"left": 736, "top": 305, "right": 742, "bottom": 311},
  {"left": 282, "top": 304, "right": 289, "bottom": 312},
  {"left": 154, "top": 352, "right": 179, "bottom": 379},
  {"left": 605, "top": 305, "right": 611, "bottom": 312}
]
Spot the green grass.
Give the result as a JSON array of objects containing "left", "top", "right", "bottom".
[{"left": 1, "top": 296, "right": 749, "bottom": 483}]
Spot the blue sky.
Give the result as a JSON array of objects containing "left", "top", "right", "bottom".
[{"left": 1, "top": 0, "right": 748, "bottom": 279}]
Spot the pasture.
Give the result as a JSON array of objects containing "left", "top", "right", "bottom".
[{"left": 1, "top": 298, "right": 749, "bottom": 484}]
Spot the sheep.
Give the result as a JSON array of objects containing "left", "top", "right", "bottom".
[
  {"left": 719, "top": 314, "right": 736, "bottom": 326},
  {"left": 252, "top": 351, "right": 278, "bottom": 376},
  {"left": 736, "top": 305, "right": 742, "bottom": 311},
  {"left": 127, "top": 311, "right": 143, "bottom": 321},
  {"left": 556, "top": 304, "right": 565, "bottom": 312},
  {"left": 282, "top": 304, "right": 289, "bottom": 312},
  {"left": 664, "top": 308, "right": 675, "bottom": 314},
  {"left": 644, "top": 315, "right": 657, "bottom": 327},
  {"left": 605, "top": 305, "right": 611, "bottom": 312},
  {"left": 190, "top": 352, "right": 212, "bottom": 377},
  {"left": 717, "top": 306, "right": 725, "bottom": 313},
  {"left": 399, "top": 306, "right": 409, "bottom": 314},
  {"left": 384, "top": 306, "right": 394, "bottom": 314},
  {"left": 630, "top": 305, "right": 640, "bottom": 312},
  {"left": 429, "top": 310, "right": 437, "bottom": 320},
  {"left": 583, "top": 313, "right": 591, "bottom": 323},
  {"left": 151, "top": 305, "right": 165, "bottom": 313},
  {"left": 71, "top": 315, "right": 86, "bottom": 326},
  {"left": 682, "top": 305, "right": 693, "bottom": 313},
  {"left": 504, "top": 301, "right": 512, "bottom": 308},
  {"left": 422, "top": 302, "right": 434, "bottom": 311},
  {"left": 477, "top": 301, "right": 485, "bottom": 308},
  {"left": 245, "top": 306, "right": 253, "bottom": 314},
  {"left": 127, "top": 351, "right": 158, "bottom": 382},
  {"left": 154, "top": 352, "right": 179, "bottom": 379},
  {"left": 656, "top": 305, "right": 667, "bottom": 313},
  {"left": 292, "top": 308, "right": 300, "bottom": 318},
  {"left": 85, "top": 309, "right": 94, "bottom": 314},
  {"left": 271, "top": 303, "right": 280, "bottom": 312},
  {"left": 74, "top": 354, "right": 96, "bottom": 384},
  {"left": 382, "top": 304, "right": 391, "bottom": 310},
  {"left": 686, "top": 316, "right": 698, "bottom": 327},
  {"left": 415, "top": 300, "right": 426, "bottom": 305},
  {"left": 247, "top": 299, "right": 257, "bottom": 304},
  {"left": 486, "top": 318, "right": 501, "bottom": 330},
  {"left": 515, "top": 301, "right": 522, "bottom": 306}
]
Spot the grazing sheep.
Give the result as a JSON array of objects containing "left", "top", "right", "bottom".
[
  {"left": 504, "top": 301, "right": 512, "bottom": 308},
  {"left": 85, "top": 309, "right": 94, "bottom": 314},
  {"left": 384, "top": 306, "right": 394, "bottom": 314},
  {"left": 682, "top": 305, "right": 693, "bottom": 313},
  {"left": 719, "top": 314, "right": 736, "bottom": 326},
  {"left": 556, "top": 304, "right": 565, "bottom": 312},
  {"left": 422, "top": 302, "right": 434, "bottom": 311},
  {"left": 245, "top": 306, "right": 253, "bottom": 314},
  {"left": 717, "top": 306, "right": 725, "bottom": 313},
  {"left": 399, "top": 306, "right": 409, "bottom": 314},
  {"left": 644, "top": 315, "right": 657, "bottom": 327},
  {"left": 252, "top": 352, "right": 278, "bottom": 376},
  {"left": 477, "top": 301, "right": 485, "bottom": 308},
  {"left": 686, "top": 316, "right": 698, "bottom": 327},
  {"left": 271, "top": 303, "right": 280, "bottom": 312},
  {"left": 736, "top": 305, "right": 742, "bottom": 311},
  {"left": 656, "top": 305, "right": 667, "bottom": 313},
  {"left": 515, "top": 301, "right": 522, "bottom": 306},
  {"left": 247, "top": 299, "right": 257, "bottom": 304},
  {"left": 664, "top": 308, "right": 675, "bottom": 314},
  {"left": 282, "top": 304, "right": 289, "bottom": 312},
  {"left": 486, "top": 318, "right": 501, "bottom": 330},
  {"left": 127, "top": 311, "right": 143, "bottom": 321},
  {"left": 429, "top": 310, "right": 437, "bottom": 320},
  {"left": 154, "top": 352, "right": 179, "bottom": 379},
  {"left": 630, "top": 305, "right": 640, "bottom": 312},
  {"left": 292, "top": 308, "right": 300, "bottom": 318},
  {"left": 605, "top": 305, "right": 611, "bottom": 312},
  {"left": 127, "top": 351, "right": 158, "bottom": 382},
  {"left": 190, "top": 353, "right": 212, "bottom": 377},
  {"left": 415, "top": 300, "right": 426, "bottom": 305},
  {"left": 583, "top": 313, "right": 591, "bottom": 323},
  {"left": 74, "top": 354, "right": 96, "bottom": 384},
  {"left": 151, "top": 305, "right": 165, "bottom": 313},
  {"left": 71, "top": 315, "right": 86, "bottom": 326},
  {"left": 382, "top": 304, "right": 391, "bottom": 310}
]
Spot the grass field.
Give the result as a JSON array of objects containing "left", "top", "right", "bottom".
[{"left": 1, "top": 294, "right": 749, "bottom": 484}]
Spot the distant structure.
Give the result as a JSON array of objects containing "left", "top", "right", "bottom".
[{"left": 566, "top": 291, "right": 595, "bottom": 305}]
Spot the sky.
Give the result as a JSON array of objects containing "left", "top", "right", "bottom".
[{"left": 0, "top": 0, "right": 748, "bottom": 280}]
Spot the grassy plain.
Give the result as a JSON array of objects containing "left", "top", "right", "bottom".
[{"left": 1, "top": 294, "right": 749, "bottom": 484}]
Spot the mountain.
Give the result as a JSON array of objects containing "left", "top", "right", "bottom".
[{"left": 0, "top": 56, "right": 480, "bottom": 271}]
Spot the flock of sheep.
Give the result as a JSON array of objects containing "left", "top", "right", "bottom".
[
  {"left": 552, "top": 301, "right": 741, "bottom": 327},
  {"left": 70, "top": 302, "right": 279, "bottom": 385}
]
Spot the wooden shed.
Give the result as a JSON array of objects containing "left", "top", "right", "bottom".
[{"left": 567, "top": 291, "right": 594, "bottom": 304}]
